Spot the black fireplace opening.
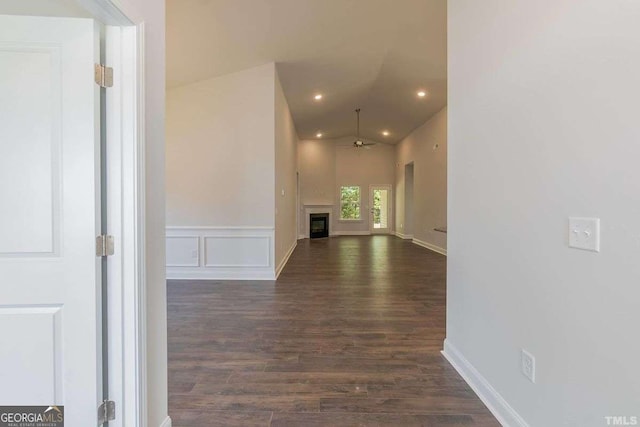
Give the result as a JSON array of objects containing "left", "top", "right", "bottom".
[{"left": 310, "top": 213, "right": 329, "bottom": 239}]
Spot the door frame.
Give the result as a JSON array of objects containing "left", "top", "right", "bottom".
[
  {"left": 77, "top": 1, "right": 147, "bottom": 426},
  {"left": 0, "top": 2, "right": 146, "bottom": 423},
  {"left": 403, "top": 162, "right": 415, "bottom": 238},
  {"left": 369, "top": 184, "right": 393, "bottom": 234}
]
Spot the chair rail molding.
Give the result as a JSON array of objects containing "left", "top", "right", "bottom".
[{"left": 166, "top": 226, "right": 276, "bottom": 280}]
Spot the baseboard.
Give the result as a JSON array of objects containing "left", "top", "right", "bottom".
[
  {"left": 394, "top": 231, "right": 414, "bottom": 240},
  {"left": 332, "top": 231, "right": 371, "bottom": 236},
  {"left": 298, "top": 234, "right": 306, "bottom": 240},
  {"left": 159, "top": 415, "right": 172, "bottom": 427},
  {"left": 442, "top": 339, "right": 529, "bottom": 427},
  {"left": 275, "top": 240, "right": 297, "bottom": 279},
  {"left": 166, "top": 267, "right": 275, "bottom": 280},
  {"left": 412, "top": 237, "right": 447, "bottom": 256}
]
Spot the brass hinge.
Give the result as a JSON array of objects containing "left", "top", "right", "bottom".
[
  {"left": 97, "top": 400, "right": 116, "bottom": 424},
  {"left": 96, "top": 235, "right": 114, "bottom": 257},
  {"left": 94, "top": 64, "right": 113, "bottom": 88}
]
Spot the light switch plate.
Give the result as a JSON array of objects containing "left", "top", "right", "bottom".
[
  {"left": 521, "top": 349, "right": 536, "bottom": 383},
  {"left": 569, "top": 217, "right": 600, "bottom": 252}
]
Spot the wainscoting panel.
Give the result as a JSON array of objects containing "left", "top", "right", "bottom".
[
  {"left": 166, "top": 227, "right": 276, "bottom": 280},
  {"left": 166, "top": 237, "right": 199, "bottom": 267},
  {"left": 204, "top": 236, "right": 270, "bottom": 268}
]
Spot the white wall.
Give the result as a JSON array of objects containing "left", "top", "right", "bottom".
[
  {"left": 335, "top": 139, "right": 395, "bottom": 234},
  {"left": 298, "top": 137, "right": 395, "bottom": 236},
  {"left": 165, "top": 64, "right": 278, "bottom": 279},
  {"left": 166, "top": 63, "right": 300, "bottom": 280},
  {"left": 395, "top": 107, "right": 447, "bottom": 252},
  {"left": 403, "top": 163, "right": 414, "bottom": 236},
  {"left": 447, "top": 2, "right": 640, "bottom": 426},
  {"left": 166, "top": 63, "right": 275, "bottom": 227},
  {"left": 297, "top": 138, "right": 336, "bottom": 236},
  {"left": 297, "top": 139, "right": 336, "bottom": 206},
  {"left": 274, "top": 70, "right": 299, "bottom": 272}
]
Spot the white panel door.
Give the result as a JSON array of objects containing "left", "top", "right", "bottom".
[
  {"left": 0, "top": 15, "right": 102, "bottom": 424},
  {"left": 369, "top": 185, "right": 392, "bottom": 234}
]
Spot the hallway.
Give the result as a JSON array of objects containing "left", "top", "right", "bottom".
[{"left": 168, "top": 236, "right": 498, "bottom": 426}]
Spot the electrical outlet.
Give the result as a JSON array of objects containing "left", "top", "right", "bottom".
[
  {"left": 569, "top": 217, "right": 600, "bottom": 252},
  {"left": 521, "top": 349, "right": 536, "bottom": 383}
]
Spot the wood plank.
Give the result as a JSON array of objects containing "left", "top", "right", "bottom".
[
  {"left": 167, "top": 236, "right": 499, "bottom": 426},
  {"left": 271, "top": 412, "right": 475, "bottom": 427},
  {"left": 171, "top": 410, "right": 273, "bottom": 427}
]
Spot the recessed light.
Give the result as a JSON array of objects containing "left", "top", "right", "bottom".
[
  {"left": 382, "top": 130, "right": 390, "bottom": 136},
  {"left": 314, "top": 94, "right": 323, "bottom": 100},
  {"left": 316, "top": 132, "right": 323, "bottom": 138},
  {"left": 417, "top": 90, "right": 427, "bottom": 98}
]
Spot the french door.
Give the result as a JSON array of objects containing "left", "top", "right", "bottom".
[{"left": 369, "top": 185, "right": 392, "bottom": 234}]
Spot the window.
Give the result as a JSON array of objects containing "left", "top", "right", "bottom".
[{"left": 340, "top": 186, "right": 361, "bottom": 220}]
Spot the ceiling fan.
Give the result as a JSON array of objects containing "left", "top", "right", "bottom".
[{"left": 352, "top": 108, "right": 376, "bottom": 148}]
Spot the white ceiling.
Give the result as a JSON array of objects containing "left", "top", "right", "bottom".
[{"left": 167, "top": 0, "right": 447, "bottom": 143}]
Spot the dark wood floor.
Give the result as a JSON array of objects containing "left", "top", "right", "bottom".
[{"left": 168, "top": 236, "right": 498, "bottom": 427}]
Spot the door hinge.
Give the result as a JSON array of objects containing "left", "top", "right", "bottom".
[
  {"left": 94, "top": 64, "right": 113, "bottom": 88},
  {"left": 98, "top": 400, "right": 116, "bottom": 424},
  {"left": 96, "top": 235, "right": 115, "bottom": 257}
]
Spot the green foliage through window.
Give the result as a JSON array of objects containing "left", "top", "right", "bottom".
[
  {"left": 373, "top": 189, "right": 381, "bottom": 225},
  {"left": 340, "top": 186, "right": 360, "bottom": 220}
]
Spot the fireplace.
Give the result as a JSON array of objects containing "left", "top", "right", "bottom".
[{"left": 309, "top": 213, "right": 329, "bottom": 239}]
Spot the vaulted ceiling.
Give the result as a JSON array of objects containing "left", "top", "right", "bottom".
[{"left": 167, "top": 0, "right": 447, "bottom": 143}]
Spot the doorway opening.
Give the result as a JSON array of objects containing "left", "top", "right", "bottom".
[
  {"left": 370, "top": 185, "right": 392, "bottom": 234},
  {"left": 404, "top": 162, "right": 414, "bottom": 237}
]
